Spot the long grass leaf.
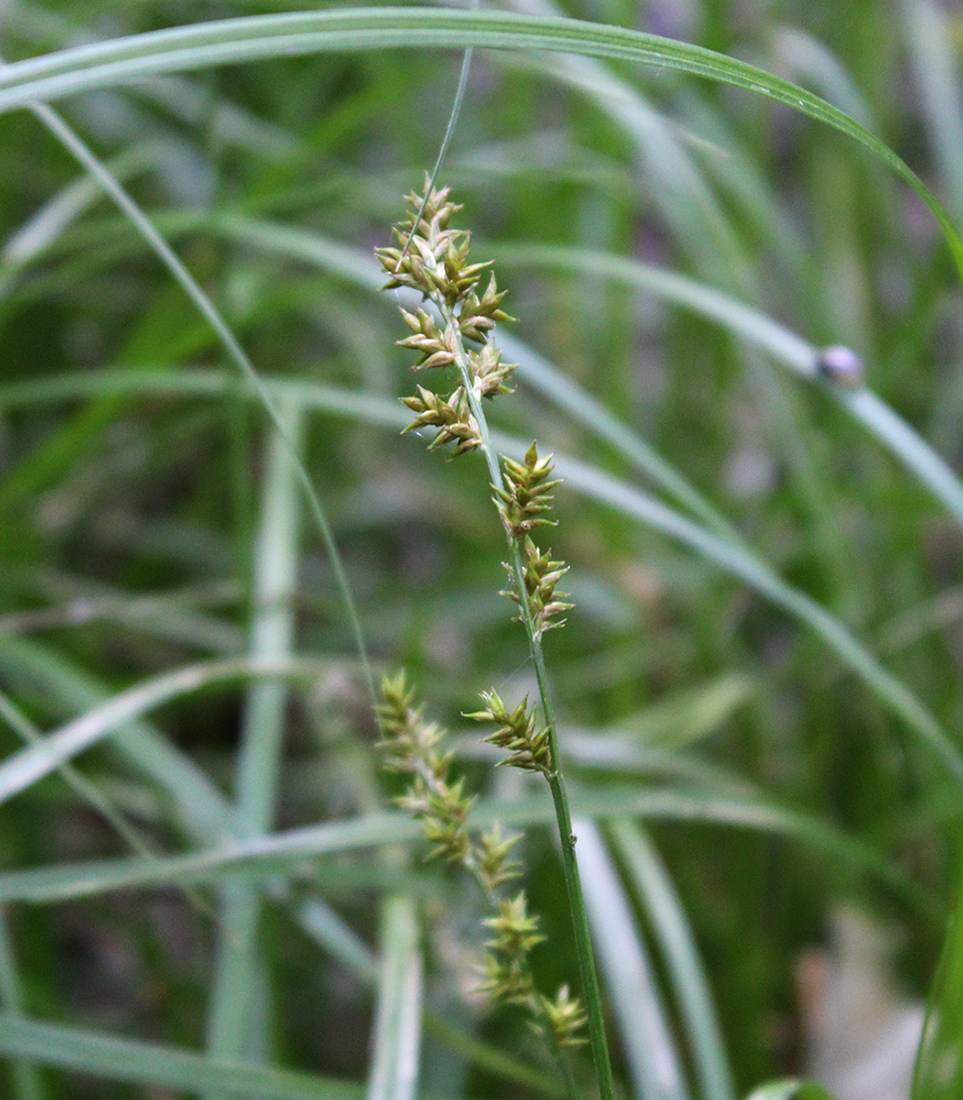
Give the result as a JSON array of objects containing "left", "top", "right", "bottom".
[
  {"left": 0, "top": 9, "right": 960, "bottom": 275},
  {"left": 901, "top": 0, "right": 963, "bottom": 219},
  {"left": 608, "top": 820, "right": 735, "bottom": 1100},
  {"left": 0, "top": 652, "right": 382, "bottom": 992},
  {"left": 550, "top": 451, "right": 963, "bottom": 785},
  {"left": 0, "top": 634, "right": 237, "bottom": 844},
  {"left": 496, "top": 330, "right": 742, "bottom": 540},
  {"left": 576, "top": 819, "right": 689, "bottom": 1100},
  {"left": 911, "top": 855, "right": 963, "bottom": 1099},
  {"left": 17, "top": 98, "right": 374, "bottom": 701},
  {"left": 0, "top": 1014, "right": 363, "bottom": 1100},
  {"left": 366, "top": 896, "right": 423, "bottom": 1100},
  {"left": 206, "top": 399, "right": 305, "bottom": 1091},
  {"left": 0, "top": 688, "right": 154, "bottom": 857},
  {"left": 769, "top": 28, "right": 873, "bottom": 128},
  {"left": 494, "top": 244, "right": 963, "bottom": 532},
  {"left": 0, "top": 787, "right": 913, "bottom": 905},
  {"left": 1, "top": 367, "right": 955, "bottom": 784},
  {"left": 499, "top": 0, "right": 748, "bottom": 285},
  {"left": 0, "top": 655, "right": 329, "bottom": 809},
  {"left": 0, "top": 919, "right": 44, "bottom": 1100}
]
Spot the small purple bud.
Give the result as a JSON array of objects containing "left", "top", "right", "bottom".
[{"left": 815, "top": 345, "right": 864, "bottom": 387}]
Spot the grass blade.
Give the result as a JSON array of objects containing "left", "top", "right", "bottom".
[
  {"left": 608, "top": 820, "right": 735, "bottom": 1100},
  {"left": 911, "top": 857, "right": 963, "bottom": 1099},
  {"left": 0, "top": 655, "right": 330, "bottom": 809},
  {"left": 205, "top": 399, "right": 305, "bottom": 1090},
  {"left": 18, "top": 98, "right": 374, "bottom": 700},
  {"left": 576, "top": 819, "right": 689, "bottom": 1100},
  {"left": 549, "top": 453, "right": 963, "bottom": 788},
  {"left": 495, "top": 243, "right": 963, "bottom": 532},
  {"left": 0, "top": 919, "right": 44, "bottom": 1100},
  {"left": 0, "top": 634, "right": 236, "bottom": 844},
  {"left": 0, "top": 9, "right": 960, "bottom": 276},
  {"left": 0, "top": 688, "right": 154, "bottom": 858},
  {"left": 366, "top": 896, "right": 423, "bottom": 1100},
  {"left": 0, "top": 1014, "right": 363, "bottom": 1100},
  {"left": 0, "top": 787, "right": 914, "bottom": 905},
  {"left": 901, "top": 0, "right": 963, "bottom": 219}
]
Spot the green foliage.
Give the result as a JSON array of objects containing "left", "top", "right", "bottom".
[
  {"left": 0, "top": 0, "right": 962, "bottom": 1097},
  {"left": 912, "top": 855, "right": 963, "bottom": 1100}
]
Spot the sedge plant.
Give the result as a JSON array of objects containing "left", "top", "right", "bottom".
[
  {"left": 375, "top": 179, "right": 615, "bottom": 1100},
  {"left": 375, "top": 671, "right": 586, "bottom": 1095}
]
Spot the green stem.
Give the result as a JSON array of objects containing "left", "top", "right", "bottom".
[
  {"left": 519, "top": 604, "right": 615, "bottom": 1100},
  {"left": 444, "top": 310, "right": 615, "bottom": 1100}
]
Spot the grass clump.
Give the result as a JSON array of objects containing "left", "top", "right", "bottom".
[{"left": 1, "top": 4, "right": 963, "bottom": 1100}]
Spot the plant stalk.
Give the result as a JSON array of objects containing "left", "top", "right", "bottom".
[{"left": 444, "top": 309, "right": 615, "bottom": 1100}]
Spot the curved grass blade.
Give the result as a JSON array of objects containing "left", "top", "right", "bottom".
[
  {"left": 769, "top": 27, "right": 873, "bottom": 128},
  {"left": 0, "top": 144, "right": 154, "bottom": 302},
  {"left": 0, "top": 688, "right": 154, "bottom": 858},
  {"left": 0, "top": 1014, "right": 363, "bottom": 1100},
  {"left": 0, "top": 787, "right": 916, "bottom": 906},
  {"left": 0, "top": 367, "right": 410, "bottom": 433},
  {"left": 1, "top": 367, "right": 957, "bottom": 786},
  {"left": 0, "top": 645, "right": 380, "bottom": 987},
  {"left": 0, "top": 655, "right": 332, "bottom": 810},
  {"left": 16, "top": 97, "right": 374, "bottom": 701},
  {"left": 494, "top": 244, "right": 963, "bottom": 535},
  {"left": 0, "top": 8, "right": 960, "bottom": 276},
  {"left": 608, "top": 821, "right": 735, "bottom": 1100},
  {"left": 902, "top": 0, "right": 963, "bottom": 220},
  {"left": 0, "top": 633, "right": 238, "bottom": 845},
  {"left": 496, "top": 329, "right": 742, "bottom": 542},
  {"left": 548, "top": 450, "right": 963, "bottom": 787},
  {"left": 576, "top": 819, "right": 690, "bottom": 1100},
  {"left": 499, "top": 4, "right": 748, "bottom": 286},
  {"left": 0, "top": 918, "right": 43, "bottom": 1100}
]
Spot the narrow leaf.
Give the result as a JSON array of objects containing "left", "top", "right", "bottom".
[
  {"left": 0, "top": 1014, "right": 362, "bottom": 1100},
  {"left": 911, "top": 863, "right": 963, "bottom": 1099},
  {"left": 367, "top": 896, "right": 423, "bottom": 1100}
]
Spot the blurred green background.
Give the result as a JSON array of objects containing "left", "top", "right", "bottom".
[{"left": 1, "top": 1, "right": 962, "bottom": 1097}]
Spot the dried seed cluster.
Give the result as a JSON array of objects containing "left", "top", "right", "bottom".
[
  {"left": 465, "top": 688, "right": 552, "bottom": 777},
  {"left": 493, "top": 441, "right": 572, "bottom": 640},
  {"left": 378, "top": 184, "right": 572, "bottom": 644},
  {"left": 376, "top": 178, "right": 516, "bottom": 456},
  {"left": 476, "top": 894, "right": 586, "bottom": 1047},
  {"left": 375, "top": 184, "right": 585, "bottom": 1056},
  {"left": 376, "top": 673, "right": 585, "bottom": 1049},
  {"left": 376, "top": 671, "right": 519, "bottom": 890}
]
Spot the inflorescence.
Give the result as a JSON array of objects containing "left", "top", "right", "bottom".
[
  {"left": 375, "top": 672, "right": 585, "bottom": 1048},
  {"left": 375, "top": 181, "right": 585, "bottom": 1054}
]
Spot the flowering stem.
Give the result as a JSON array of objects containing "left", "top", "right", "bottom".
[
  {"left": 444, "top": 309, "right": 615, "bottom": 1100},
  {"left": 379, "top": 182, "right": 614, "bottom": 1099}
]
